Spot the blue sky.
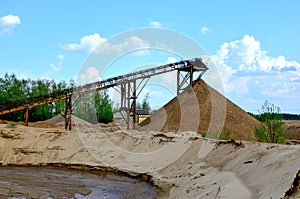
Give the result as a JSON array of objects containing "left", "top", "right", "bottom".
[{"left": 0, "top": 0, "right": 300, "bottom": 113}]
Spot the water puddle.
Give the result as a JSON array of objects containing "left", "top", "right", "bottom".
[{"left": 0, "top": 166, "right": 157, "bottom": 198}]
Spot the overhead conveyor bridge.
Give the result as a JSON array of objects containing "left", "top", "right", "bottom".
[{"left": 0, "top": 58, "right": 208, "bottom": 130}]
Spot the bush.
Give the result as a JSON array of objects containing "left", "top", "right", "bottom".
[
  {"left": 254, "top": 101, "right": 287, "bottom": 144},
  {"left": 6, "top": 121, "right": 17, "bottom": 128}
]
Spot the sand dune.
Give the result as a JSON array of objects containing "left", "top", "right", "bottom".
[{"left": 0, "top": 123, "right": 300, "bottom": 198}]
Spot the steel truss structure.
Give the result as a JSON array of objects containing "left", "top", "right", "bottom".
[{"left": 0, "top": 58, "right": 208, "bottom": 130}]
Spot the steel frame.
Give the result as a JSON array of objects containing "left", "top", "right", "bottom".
[{"left": 0, "top": 58, "right": 208, "bottom": 130}]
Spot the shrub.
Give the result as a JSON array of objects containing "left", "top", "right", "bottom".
[
  {"left": 254, "top": 101, "right": 287, "bottom": 144},
  {"left": 6, "top": 121, "right": 17, "bottom": 128}
]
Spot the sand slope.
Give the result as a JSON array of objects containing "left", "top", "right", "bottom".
[
  {"left": 0, "top": 123, "right": 300, "bottom": 198},
  {"left": 284, "top": 120, "right": 300, "bottom": 140}
]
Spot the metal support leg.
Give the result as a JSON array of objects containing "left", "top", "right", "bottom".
[
  {"left": 121, "top": 84, "right": 126, "bottom": 108},
  {"left": 127, "top": 83, "right": 130, "bottom": 130},
  {"left": 177, "top": 70, "right": 180, "bottom": 96},
  {"left": 190, "top": 67, "right": 194, "bottom": 87},
  {"left": 65, "top": 96, "right": 72, "bottom": 130},
  {"left": 65, "top": 98, "right": 68, "bottom": 130},
  {"left": 68, "top": 97, "right": 72, "bottom": 131},
  {"left": 176, "top": 68, "right": 195, "bottom": 95},
  {"left": 24, "top": 107, "right": 29, "bottom": 126},
  {"left": 132, "top": 80, "right": 136, "bottom": 130}
]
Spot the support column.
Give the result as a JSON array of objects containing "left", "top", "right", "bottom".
[
  {"left": 132, "top": 80, "right": 136, "bottom": 130},
  {"left": 65, "top": 96, "right": 72, "bottom": 130},
  {"left": 176, "top": 67, "right": 195, "bottom": 95},
  {"left": 177, "top": 70, "right": 180, "bottom": 96},
  {"left": 65, "top": 98, "right": 68, "bottom": 130},
  {"left": 121, "top": 84, "right": 126, "bottom": 108},
  {"left": 68, "top": 97, "right": 72, "bottom": 131},
  {"left": 190, "top": 67, "right": 194, "bottom": 87},
  {"left": 24, "top": 107, "right": 29, "bottom": 126},
  {"left": 127, "top": 83, "right": 130, "bottom": 130}
]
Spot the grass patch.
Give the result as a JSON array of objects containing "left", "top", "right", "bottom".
[{"left": 6, "top": 121, "right": 17, "bottom": 128}]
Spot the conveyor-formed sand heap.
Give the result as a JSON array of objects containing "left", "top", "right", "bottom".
[{"left": 140, "top": 79, "right": 260, "bottom": 140}]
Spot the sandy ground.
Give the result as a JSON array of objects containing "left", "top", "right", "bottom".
[
  {"left": 0, "top": 120, "right": 300, "bottom": 198},
  {"left": 284, "top": 120, "right": 300, "bottom": 140}
]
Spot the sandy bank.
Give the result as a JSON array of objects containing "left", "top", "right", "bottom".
[{"left": 1, "top": 123, "right": 300, "bottom": 198}]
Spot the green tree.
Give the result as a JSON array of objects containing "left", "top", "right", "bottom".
[
  {"left": 0, "top": 74, "right": 77, "bottom": 122},
  {"left": 73, "top": 94, "right": 98, "bottom": 124},
  {"left": 52, "top": 81, "right": 68, "bottom": 115},
  {"left": 95, "top": 90, "right": 113, "bottom": 123},
  {"left": 0, "top": 74, "right": 29, "bottom": 121},
  {"left": 141, "top": 93, "right": 151, "bottom": 112},
  {"left": 29, "top": 79, "right": 52, "bottom": 121},
  {"left": 254, "top": 100, "right": 287, "bottom": 144}
]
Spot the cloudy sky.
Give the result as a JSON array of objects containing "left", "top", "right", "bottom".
[{"left": 0, "top": 0, "right": 299, "bottom": 113}]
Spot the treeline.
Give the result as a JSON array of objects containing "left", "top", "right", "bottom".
[
  {"left": 0, "top": 73, "right": 113, "bottom": 123},
  {"left": 0, "top": 73, "right": 70, "bottom": 122},
  {"left": 73, "top": 91, "right": 113, "bottom": 124},
  {"left": 281, "top": 113, "right": 300, "bottom": 120},
  {"left": 249, "top": 112, "right": 300, "bottom": 121}
]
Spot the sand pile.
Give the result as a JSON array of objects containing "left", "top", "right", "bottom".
[
  {"left": 284, "top": 120, "right": 300, "bottom": 140},
  {"left": 0, "top": 120, "right": 6, "bottom": 124},
  {"left": 30, "top": 114, "right": 94, "bottom": 128},
  {"left": 140, "top": 79, "right": 260, "bottom": 140}
]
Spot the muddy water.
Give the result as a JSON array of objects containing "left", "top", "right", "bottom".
[{"left": 0, "top": 167, "right": 157, "bottom": 198}]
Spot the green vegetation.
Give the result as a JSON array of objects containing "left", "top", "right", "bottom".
[
  {"left": 0, "top": 73, "right": 114, "bottom": 124},
  {"left": 222, "top": 131, "right": 235, "bottom": 141},
  {"left": 0, "top": 73, "right": 69, "bottom": 122},
  {"left": 254, "top": 101, "right": 287, "bottom": 144},
  {"left": 95, "top": 91, "right": 113, "bottom": 123},
  {"left": 6, "top": 121, "right": 17, "bottom": 128},
  {"left": 136, "top": 93, "right": 151, "bottom": 113},
  {"left": 72, "top": 91, "right": 113, "bottom": 124},
  {"left": 249, "top": 112, "right": 300, "bottom": 120},
  {"left": 202, "top": 130, "right": 236, "bottom": 141}
]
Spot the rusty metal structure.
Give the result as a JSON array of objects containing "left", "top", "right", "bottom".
[{"left": 0, "top": 58, "right": 208, "bottom": 130}]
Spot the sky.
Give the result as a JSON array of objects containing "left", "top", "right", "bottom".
[{"left": 0, "top": 0, "right": 300, "bottom": 114}]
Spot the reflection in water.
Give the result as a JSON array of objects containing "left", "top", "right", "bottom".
[{"left": 0, "top": 167, "right": 157, "bottom": 199}]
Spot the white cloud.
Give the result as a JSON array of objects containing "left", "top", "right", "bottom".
[
  {"left": 224, "top": 76, "right": 251, "bottom": 94},
  {"left": 57, "top": 54, "right": 64, "bottom": 66},
  {"left": 77, "top": 67, "right": 101, "bottom": 84},
  {"left": 262, "top": 81, "right": 294, "bottom": 96},
  {"left": 64, "top": 33, "right": 150, "bottom": 55},
  {"left": 104, "top": 36, "right": 150, "bottom": 54},
  {"left": 50, "top": 63, "right": 61, "bottom": 72},
  {"left": 200, "top": 26, "right": 211, "bottom": 35},
  {"left": 57, "top": 54, "right": 64, "bottom": 60},
  {"left": 161, "top": 57, "right": 179, "bottom": 89},
  {"left": 149, "top": 21, "right": 163, "bottom": 28},
  {"left": 0, "top": 14, "right": 21, "bottom": 35},
  {"left": 211, "top": 34, "right": 300, "bottom": 112},
  {"left": 46, "top": 54, "right": 64, "bottom": 73},
  {"left": 149, "top": 90, "right": 163, "bottom": 98},
  {"left": 214, "top": 34, "right": 300, "bottom": 73},
  {"left": 212, "top": 34, "right": 300, "bottom": 95},
  {"left": 64, "top": 33, "right": 107, "bottom": 52},
  {"left": 0, "top": 14, "right": 20, "bottom": 26},
  {"left": 167, "top": 57, "right": 177, "bottom": 64}
]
